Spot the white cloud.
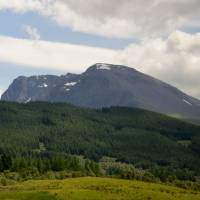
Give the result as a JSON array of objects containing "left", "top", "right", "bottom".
[
  {"left": 24, "top": 25, "right": 40, "bottom": 40},
  {"left": 0, "top": 86, "right": 6, "bottom": 96},
  {"left": 119, "top": 31, "right": 200, "bottom": 99},
  {"left": 0, "top": 0, "right": 200, "bottom": 38},
  {"left": 0, "top": 31, "right": 200, "bottom": 99},
  {"left": 0, "top": 35, "right": 118, "bottom": 73}
]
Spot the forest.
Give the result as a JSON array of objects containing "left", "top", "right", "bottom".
[{"left": 0, "top": 101, "right": 200, "bottom": 189}]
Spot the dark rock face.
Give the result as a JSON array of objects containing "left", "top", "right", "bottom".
[{"left": 1, "top": 63, "right": 200, "bottom": 120}]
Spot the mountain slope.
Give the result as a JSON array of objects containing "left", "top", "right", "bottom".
[
  {"left": 2, "top": 63, "right": 200, "bottom": 120},
  {"left": 0, "top": 101, "right": 200, "bottom": 172}
]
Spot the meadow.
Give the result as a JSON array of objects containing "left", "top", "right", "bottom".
[{"left": 0, "top": 177, "right": 200, "bottom": 200}]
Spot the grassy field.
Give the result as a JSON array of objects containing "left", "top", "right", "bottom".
[{"left": 0, "top": 177, "right": 200, "bottom": 200}]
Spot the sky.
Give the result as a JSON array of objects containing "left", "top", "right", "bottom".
[{"left": 0, "top": 0, "right": 200, "bottom": 99}]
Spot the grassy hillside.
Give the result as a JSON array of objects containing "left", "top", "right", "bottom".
[{"left": 0, "top": 177, "right": 200, "bottom": 200}]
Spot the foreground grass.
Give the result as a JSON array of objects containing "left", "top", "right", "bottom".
[{"left": 0, "top": 177, "right": 200, "bottom": 200}]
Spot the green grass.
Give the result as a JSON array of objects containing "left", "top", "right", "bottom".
[
  {"left": 0, "top": 191, "right": 57, "bottom": 200},
  {"left": 0, "top": 177, "right": 200, "bottom": 200}
]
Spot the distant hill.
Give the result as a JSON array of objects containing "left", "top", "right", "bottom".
[
  {"left": 2, "top": 63, "right": 200, "bottom": 121},
  {"left": 0, "top": 101, "right": 200, "bottom": 173}
]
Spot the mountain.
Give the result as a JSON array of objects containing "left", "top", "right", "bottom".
[
  {"left": 0, "top": 101, "right": 200, "bottom": 172},
  {"left": 2, "top": 63, "right": 200, "bottom": 121}
]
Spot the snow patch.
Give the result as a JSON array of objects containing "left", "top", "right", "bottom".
[
  {"left": 64, "top": 82, "right": 77, "bottom": 87},
  {"left": 183, "top": 99, "right": 192, "bottom": 106},
  {"left": 38, "top": 83, "right": 48, "bottom": 88},
  {"left": 65, "top": 88, "right": 70, "bottom": 92},
  {"left": 25, "top": 97, "right": 31, "bottom": 103},
  {"left": 96, "top": 64, "right": 111, "bottom": 70}
]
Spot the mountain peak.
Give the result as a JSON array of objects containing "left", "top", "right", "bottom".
[
  {"left": 86, "top": 63, "right": 136, "bottom": 73},
  {"left": 86, "top": 63, "right": 114, "bottom": 71},
  {"left": 96, "top": 63, "right": 112, "bottom": 70}
]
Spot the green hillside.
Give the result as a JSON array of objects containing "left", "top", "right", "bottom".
[
  {"left": 0, "top": 101, "right": 200, "bottom": 181},
  {"left": 0, "top": 177, "right": 200, "bottom": 200}
]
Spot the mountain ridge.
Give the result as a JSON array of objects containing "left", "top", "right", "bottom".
[{"left": 2, "top": 63, "right": 200, "bottom": 121}]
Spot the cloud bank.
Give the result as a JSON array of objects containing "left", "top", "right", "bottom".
[
  {"left": 1, "top": 0, "right": 200, "bottom": 38},
  {"left": 0, "top": 35, "right": 118, "bottom": 73},
  {"left": 120, "top": 31, "right": 200, "bottom": 99},
  {"left": 0, "top": 30, "right": 200, "bottom": 98}
]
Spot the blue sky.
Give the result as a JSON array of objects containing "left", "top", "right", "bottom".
[{"left": 0, "top": 0, "right": 200, "bottom": 99}]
